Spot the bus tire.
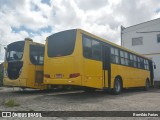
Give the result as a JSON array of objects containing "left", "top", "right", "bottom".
[
  {"left": 144, "top": 79, "right": 150, "bottom": 91},
  {"left": 113, "top": 77, "right": 122, "bottom": 95}
]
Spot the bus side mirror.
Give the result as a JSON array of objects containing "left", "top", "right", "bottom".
[
  {"left": 154, "top": 65, "right": 156, "bottom": 69},
  {"left": 4, "top": 47, "right": 7, "bottom": 50}
]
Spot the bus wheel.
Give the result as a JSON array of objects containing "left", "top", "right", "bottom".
[
  {"left": 144, "top": 79, "right": 150, "bottom": 91},
  {"left": 113, "top": 77, "right": 122, "bottom": 95}
]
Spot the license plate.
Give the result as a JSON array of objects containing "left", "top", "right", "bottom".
[{"left": 55, "top": 74, "right": 63, "bottom": 78}]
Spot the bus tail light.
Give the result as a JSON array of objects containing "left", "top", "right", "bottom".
[
  {"left": 44, "top": 74, "right": 50, "bottom": 78},
  {"left": 69, "top": 73, "right": 80, "bottom": 78}
]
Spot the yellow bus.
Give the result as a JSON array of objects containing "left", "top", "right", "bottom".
[
  {"left": 44, "top": 29, "right": 154, "bottom": 94},
  {"left": 3, "top": 38, "right": 47, "bottom": 90}
]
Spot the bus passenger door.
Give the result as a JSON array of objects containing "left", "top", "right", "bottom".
[{"left": 102, "top": 45, "right": 111, "bottom": 88}]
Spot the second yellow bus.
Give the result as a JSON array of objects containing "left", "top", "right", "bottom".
[{"left": 3, "top": 38, "right": 47, "bottom": 90}]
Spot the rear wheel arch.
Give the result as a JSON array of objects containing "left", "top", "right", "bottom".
[{"left": 144, "top": 78, "right": 150, "bottom": 91}]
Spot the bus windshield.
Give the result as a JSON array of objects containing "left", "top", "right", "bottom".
[
  {"left": 6, "top": 41, "right": 24, "bottom": 61},
  {"left": 47, "top": 29, "right": 76, "bottom": 57}
]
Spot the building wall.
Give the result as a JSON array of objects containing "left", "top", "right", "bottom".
[
  {"left": 145, "top": 55, "right": 160, "bottom": 81},
  {"left": 122, "top": 18, "right": 160, "bottom": 81}
]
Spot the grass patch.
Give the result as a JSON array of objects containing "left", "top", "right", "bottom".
[{"left": 3, "top": 99, "right": 20, "bottom": 107}]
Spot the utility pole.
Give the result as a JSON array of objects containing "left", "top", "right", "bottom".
[{"left": 120, "top": 25, "right": 125, "bottom": 46}]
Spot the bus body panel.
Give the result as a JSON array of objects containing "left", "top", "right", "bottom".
[
  {"left": 45, "top": 56, "right": 75, "bottom": 79},
  {"left": 27, "top": 63, "right": 45, "bottom": 89},
  {"left": 82, "top": 59, "right": 103, "bottom": 89},
  {"left": 44, "top": 30, "right": 82, "bottom": 86},
  {"left": 44, "top": 76, "right": 82, "bottom": 85},
  {"left": 3, "top": 77, "right": 27, "bottom": 87},
  {"left": 111, "top": 64, "right": 150, "bottom": 88},
  {"left": 3, "top": 39, "right": 47, "bottom": 90}
]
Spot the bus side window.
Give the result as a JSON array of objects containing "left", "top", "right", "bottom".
[
  {"left": 30, "top": 55, "right": 37, "bottom": 64},
  {"left": 92, "top": 40, "right": 102, "bottom": 60},
  {"left": 39, "top": 56, "right": 44, "bottom": 64},
  {"left": 140, "top": 58, "right": 144, "bottom": 69},
  {"left": 30, "top": 45, "right": 44, "bottom": 65},
  {"left": 111, "top": 48, "right": 116, "bottom": 63},
  {"left": 111, "top": 48, "right": 119, "bottom": 64},
  {"left": 137, "top": 57, "right": 140, "bottom": 68},
  {"left": 120, "top": 51, "right": 125, "bottom": 65},
  {"left": 124, "top": 52, "right": 129, "bottom": 66},
  {"left": 115, "top": 48, "right": 119, "bottom": 63},
  {"left": 133, "top": 55, "right": 137, "bottom": 67},
  {"left": 83, "top": 35, "right": 102, "bottom": 61},
  {"left": 83, "top": 37, "right": 92, "bottom": 59},
  {"left": 129, "top": 54, "right": 134, "bottom": 67},
  {"left": 146, "top": 60, "right": 149, "bottom": 70}
]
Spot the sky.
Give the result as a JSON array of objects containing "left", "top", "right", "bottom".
[{"left": 0, "top": 0, "right": 160, "bottom": 62}]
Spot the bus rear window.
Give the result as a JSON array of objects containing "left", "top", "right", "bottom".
[
  {"left": 30, "top": 45, "right": 44, "bottom": 65},
  {"left": 47, "top": 29, "right": 76, "bottom": 57}
]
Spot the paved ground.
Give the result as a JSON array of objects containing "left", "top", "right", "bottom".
[{"left": 0, "top": 87, "right": 160, "bottom": 120}]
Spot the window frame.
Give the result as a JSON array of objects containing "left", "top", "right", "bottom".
[
  {"left": 157, "top": 34, "right": 160, "bottom": 43},
  {"left": 120, "top": 50, "right": 129, "bottom": 66},
  {"left": 82, "top": 34, "right": 150, "bottom": 71},
  {"left": 29, "top": 44, "right": 44, "bottom": 65},
  {"left": 82, "top": 35, "right": 102, "bottom": 61},
  {"left": 111, "top": 47, "right": 119, "bottom": 64},
  {"left": 132, "top": 37, "right": 143, "bottom": 46}
]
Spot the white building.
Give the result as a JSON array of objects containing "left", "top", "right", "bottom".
[{"left": 121, "top": 18, "right": 160, "bottom": 85}]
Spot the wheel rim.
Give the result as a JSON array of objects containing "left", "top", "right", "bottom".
[{"left": 115, "top": 80, "right": 120, "bottom": 92}]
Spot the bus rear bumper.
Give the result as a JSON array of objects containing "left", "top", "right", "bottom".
[
  {"left": 43, "top": 76, "right": 82, "bottom": 86},
  {"left": 3, "top": 77, "right": 47, "bottom": 90},
  {"left": 3, "top": 77, "right": 27, "bottom": 87}
]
